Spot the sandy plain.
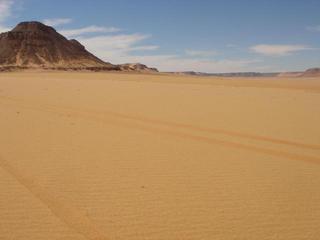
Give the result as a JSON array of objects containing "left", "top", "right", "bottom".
[{"left": 0, "top": 72, "right": 319, "bottom": 239}]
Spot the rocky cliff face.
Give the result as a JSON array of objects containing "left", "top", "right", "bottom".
[
  {"left": 119, "top": 63, "right": 158, "bottom": 73},
  {"left": 0, "top": 21, "right": 118, "bottom": 70}
]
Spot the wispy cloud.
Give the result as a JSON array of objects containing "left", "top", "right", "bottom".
[
  {"left": 122, "top": 55, "right": 260, "bottom": 73},
  {"left": 0, "top": 25, "right": 10, "bottom": 32},
  {"left": 76, "top": 33, "right": 259, "bottom": 72},
  {"left": 0, "top": 0, "right": 14, "bottom": 32},
  {"left": 250, "top": 44, "right": 313, "bottom": 56},
  {"left": 0, "top": 0, "right": 13, "bottom": 22},
  {"left": 185, "top": 49, "right": 217, "bottom": 58},
  {"left": 78, "top": 33, "right": 151, "bottom": 52},
  {"left": 77, "top": 33, "right": 159, "bottom": 62},
  {"left": 43, "top": 18, "right": 72, "bottom": 27},
  {"left": 130, "top": 45, "right": 159, "bottom": 51},
  {"left": 59, "top": 25, "right": 121, "bottom": 38},
  {"left": 306, "top": 25, "right": 320, "bottom": 32}
]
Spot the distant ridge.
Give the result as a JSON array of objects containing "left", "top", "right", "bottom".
[
  {"left": 277, "top": 72, "right": 303, "bottom": 77},
  {"left": 167, "top": 71, "right": 279, "bottom": 77},
  {"left": 278, "top": 68, "right": 320, "bottom": 77},
  {"left": 300, "top": 68, "right": 320, "bottom": 77},
  {"left": 0, "top": 21, "right": 158, "bottom": 72},
  {"left": 167, "top": 68, "right": 320, "bottom": 78}
]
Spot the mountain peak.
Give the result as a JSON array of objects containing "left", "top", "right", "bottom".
[
  {"left": 0, "top": 21, "right": 117, "bottom": 69},
  {"left": 0, "top": 21, "right": 158, "bottom": 72},
  {"left": 12, "top": 21, "right": 56, "bottom": 33}
]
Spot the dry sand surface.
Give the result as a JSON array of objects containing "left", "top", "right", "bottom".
[{"left": 0, "top": 72, "right": 320, "bottom": 240}]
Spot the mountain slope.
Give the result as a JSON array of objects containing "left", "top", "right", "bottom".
[{"left": 0, "top": 21, "right": 118, "bottom": 70}]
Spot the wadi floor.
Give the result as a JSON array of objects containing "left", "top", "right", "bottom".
[{"left": 0, "top": 72, "right": 319, "bottom": 239}]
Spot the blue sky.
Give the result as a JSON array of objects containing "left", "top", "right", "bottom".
[{"left": 0, "top": 0, "right": 320, "bottom": 72}]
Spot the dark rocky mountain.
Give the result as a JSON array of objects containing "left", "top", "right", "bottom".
[
  {"left": 0, "top": 21, "right": 117, "bottom": 70},
  {"left": 0, "top": 21, "right": 158, "bottom": 72}
]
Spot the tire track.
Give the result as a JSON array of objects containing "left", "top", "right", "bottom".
[
  {"left": 1, "top": 95, "right": 319, "bottom": 151},
  {"left": 1, "top": 97, "right": 319, "bottom": 165},
  {"left": 63, "top": 112, "right": 320, "bottom": 165},
  {"left": 0, "top": 155, "right": 108, "bottom": 240},
  {"left": 96, "top": 109, "right": 320, "bottom": 151}
]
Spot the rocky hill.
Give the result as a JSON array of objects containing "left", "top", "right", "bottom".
[
  {"left": 0, "top": 21, "right": 157, "bottom": 72},
  {"left": 300, "top": 68, "right": 320, "bottom": 77},
  {"left": 278, "top": 68, "right": 320, "bottom": 77},
  {"left": 119, "top": 63, "right": 158, "bottom": 73}
]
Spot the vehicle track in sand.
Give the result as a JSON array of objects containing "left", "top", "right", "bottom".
[
  {"left": 0, "top": 154, "right": 109, "bottom": 240},
  {"left": 1, "top": 95, "right": 319, "bottom": 165}
]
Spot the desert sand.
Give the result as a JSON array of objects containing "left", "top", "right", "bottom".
[{"left": 0, "top": 72, "right": 319, "bottom": 239}]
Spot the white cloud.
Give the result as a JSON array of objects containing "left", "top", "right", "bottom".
[
  {"left": 185, "top": 49, "right": 217, "bottom": 58},
  {"left": 77, "top": 34, "right": 152, "bottom": 57},
  {"left": 0, "top": 0, "right": 14, "bottom": 32},
  {"left": 130, "top": 45, "right": 159, "bottom": 51},
  {"left": 76, "top": 34, "right": 259, "bottom": 72},
  {"left": 43, "top": 18, "right": 72, "bottom": 27},
  {"left": 250, "top": 44, "right": 313, "bottom": 56},
  {"left": 59, "top": 25, "right": 121, "bottom": 38},
  {"left": 0, "top": 0, "right": 13, "bottom": 22},
  {"left": 306, "top": 25, "right": 320, "bottom": 32},
  {"left": 0, "top": 25, "right": 10, "bottom": 32},
  {"left": 122, "top": 55, "right": 260, "bottom": 72}
]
